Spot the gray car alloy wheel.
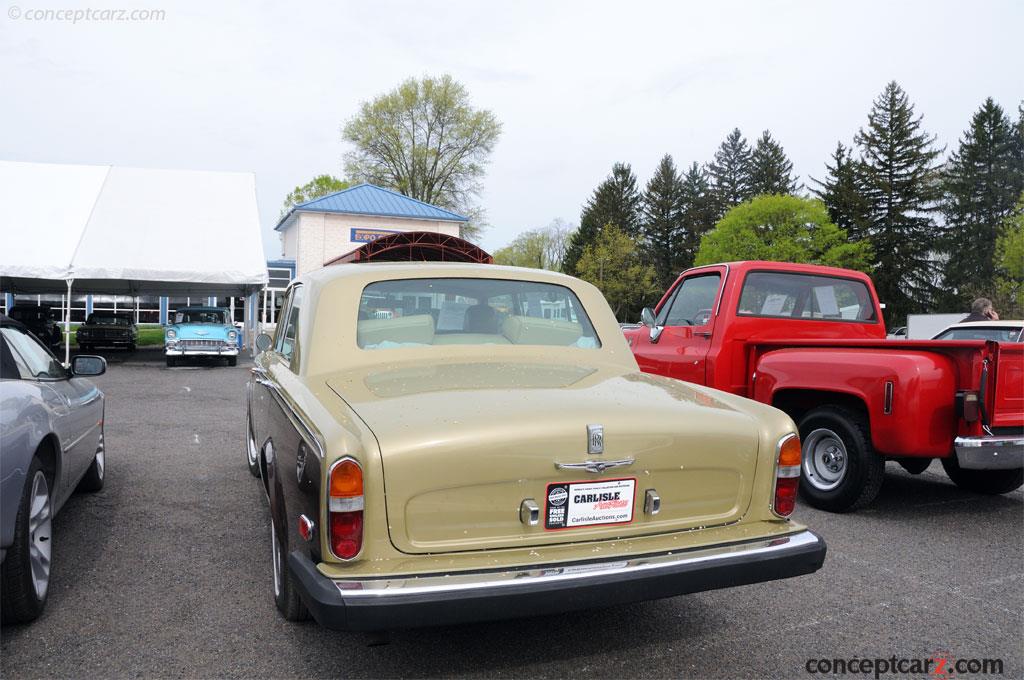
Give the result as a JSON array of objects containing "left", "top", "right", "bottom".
[
  {"left": 802, "top": 427, "right": 849, "bottom": 492},
  {"left": 28, "top": 471, "right": 53, "bottom": 601},
  {"left": 95, "top": 432, "right": 106, "bottom": 480}
]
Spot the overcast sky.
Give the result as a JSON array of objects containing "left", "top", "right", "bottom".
[{"left": 2, "top": 0, "right": 1021, "bottom": 257}]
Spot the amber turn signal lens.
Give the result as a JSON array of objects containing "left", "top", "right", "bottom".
[
  {"left": 778, "top": 434, "right": 801, "bottom": 468},
  {"left": 330, "top": 459, "right": 363, "bottom": 498}
]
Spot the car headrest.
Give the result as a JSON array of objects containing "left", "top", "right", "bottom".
[
  {"left": 502, "top": 316, "right": 582, "bottom": 346},
  {"left": 358, "top": 314, "right": 436, "bottom": 347}
]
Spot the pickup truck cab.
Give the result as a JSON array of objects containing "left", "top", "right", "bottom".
[{"left": 623, "top": 261, "right": 1024, "bottom": 512}]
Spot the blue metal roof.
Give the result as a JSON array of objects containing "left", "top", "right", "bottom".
[{"left": 275, "top": 183, "right": 468, "bottom": 230}]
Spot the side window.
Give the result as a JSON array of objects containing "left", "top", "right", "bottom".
[
  {"left": 659, "top": 274, "right": 721, "bottom": 327},
  {"left": 0, "top": 327, "right": 66, "bottom": 380},
  {"left": 277, "top": 285, "right": 303, "bottom": 363}
]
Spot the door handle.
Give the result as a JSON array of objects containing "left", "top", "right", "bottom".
[
  {"left": 695, "top": 331, "right": 712, "bottom": 338},
  {"left": 555, "top": 458, "right": 635, "bottom": 474}
]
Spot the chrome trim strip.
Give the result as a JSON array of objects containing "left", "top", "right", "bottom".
[
  {"left": 255, "top": 373, "right": 325, "bottom": 461},
  {"left": 555, "top": 458, "right": 634, "bottom": 473},
  {"left": 329, "top": 497, "right": 365, "bottom": 512},
  {"left": 329, "top": 531, "right": 820, "bottom": 598}
]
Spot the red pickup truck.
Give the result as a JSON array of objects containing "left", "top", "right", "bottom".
[{"left": 623, "top": 261, "right": 1024, "bottom": 512}]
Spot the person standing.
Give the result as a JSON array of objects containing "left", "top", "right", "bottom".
[{"left": 962, "top": 297, "right": 999, "bottom": 322}]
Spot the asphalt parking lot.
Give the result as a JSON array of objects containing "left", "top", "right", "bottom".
[{"left": 2, "top": 348, "right": 1021, "bottom": 679}]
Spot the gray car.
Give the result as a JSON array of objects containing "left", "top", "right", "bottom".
[{"left": 0, "top": 315, "right": 107, "bottom": 624}]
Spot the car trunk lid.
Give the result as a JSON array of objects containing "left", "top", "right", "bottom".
[{"left": 326, "top": 360, "right": 760, "bottom": 554}]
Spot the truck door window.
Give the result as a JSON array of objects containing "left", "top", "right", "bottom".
[
  {"left": 658, "top": 274, "right": 721, "bottom": 327},
  {"left": 738, "top": 272, "right": 876, "bottom": 322}
]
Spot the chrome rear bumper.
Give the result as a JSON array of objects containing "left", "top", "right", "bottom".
[
  {"left": 289, "top": 529, "right": 826, "bottom": 631},
  {"left": 955, "top": 435, "right": 1024, "bottom": 470}
]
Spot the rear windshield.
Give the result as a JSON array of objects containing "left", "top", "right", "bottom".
[
  {"left": 934, "top": 327, "right": 1022, "bottom": 342},
  {"left": 358, "top": 278, "right": 601, "bottom": 350},
  {"left": 738, "top": 271, "right": 877, "bottom": 322}
]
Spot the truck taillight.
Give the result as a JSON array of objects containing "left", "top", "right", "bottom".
[
  {"left": 773, "top": 434, "right": 801, "bottom": 517},
  {"left": 328, "top": 458, "right": 363, "bottom": 560}
]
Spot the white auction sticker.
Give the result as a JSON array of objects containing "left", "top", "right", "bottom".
[{"left": 545, "top": 478, "right": 635, "bottom": 529}]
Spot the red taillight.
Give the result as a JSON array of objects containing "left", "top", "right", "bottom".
[
  {"left": 328, "top": 458, "right": 364, "bottom": 559},
  {"left": 773, "top": 434, "right": 801, "bottom": 517}
]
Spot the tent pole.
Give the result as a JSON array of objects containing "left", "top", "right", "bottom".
[{"left": 64, "top": 279, "right": 73, "bottom": 366}]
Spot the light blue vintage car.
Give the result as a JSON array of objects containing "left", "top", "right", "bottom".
[{"left": 164, "top": 307, "right": 239, "bottom": 367}]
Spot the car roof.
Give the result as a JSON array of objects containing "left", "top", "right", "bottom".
[{"left": 944, "top": 320, "right": 1024, "bottom": 329}]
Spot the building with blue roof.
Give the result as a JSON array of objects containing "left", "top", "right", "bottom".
[{"left": 274, "top": 183, "right": 468, "bottom": 276}]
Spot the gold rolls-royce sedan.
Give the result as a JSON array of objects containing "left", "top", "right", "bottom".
[{"left": 246, "top": 263, "right": 826, "bottom": 631}]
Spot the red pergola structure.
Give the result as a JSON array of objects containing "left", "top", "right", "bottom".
[{"left": 325, "top": 231, "right": 493, "bottom": 265}]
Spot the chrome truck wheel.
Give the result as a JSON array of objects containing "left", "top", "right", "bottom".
[{"left": 798, "top": 406, "right": 884, "bottom": 513}]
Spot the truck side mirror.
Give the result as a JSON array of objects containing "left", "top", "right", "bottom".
[{"left": 640, "top": 307, "right": 664, "bottom": 344}]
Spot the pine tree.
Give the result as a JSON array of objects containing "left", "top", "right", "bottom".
[
  {"left": 678, "top": 163, "right": 718, "bottom": 270},
  {"left": 749, "top": 131, "right": 799, "bottom": 195},
  {"left": 854, "top": 81, "right": 944, "bottom": 325},
  {"left": 563, "top": 163, "right": 642, "bottom": 274},
  {"left": 941, "top": 98, "right": 1024, "bottom": 303},
  {"left": 811, "top": 142, "right": 871, "bottom": 241},
  {"left": 707, "top": 128, "right": 753, "bottom": 216},
  {"left": 640, "top": 155, "right": 686, "bottom": 288}
]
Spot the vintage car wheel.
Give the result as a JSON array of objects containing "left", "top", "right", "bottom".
[
  {"left": 798, "top": 406, "right": 884, "bottom": 512},
  {"left": 0, "top": 459, "right": 53, "bottom": 624},
  {"left": 941, "top": 455, "right": 1024, "bottom": 495},
  {"left": 128, "top": 342, "right": 137, "bottom": 353},
  {"left": 77, "top": 428, "right": 106, "bottom": 493},
  {"left": 269, "top": 512, "right": 308, "bottom": 621},
  {"left": 245, "top": 416, "right": 261, "bottom": 478},
  {"left": 227, "top": 356, "right": 237, "bottom": 367},
  {"left": 166, "top": 356, "right": 177, "bottom": 368}
]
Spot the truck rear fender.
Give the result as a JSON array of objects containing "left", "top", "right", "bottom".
[{"left": 752, "top": 348, "right": 958, "bottom": 458}]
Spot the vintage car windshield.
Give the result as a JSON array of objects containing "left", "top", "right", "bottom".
[
  {"left": 87, "top": 314, "right": 130, "bottom": 326},
  {"left": 934, "top": 326, "right": 1023, "bottom": 342},
  {"left": 737, "top": 272, "right": 877, "bottom": 322},
  {"left": 357, "top": 278, "right": 601, "bottom": 350},
  {"left": 174, "top": 310, "right": 228, "bottom": 324}
]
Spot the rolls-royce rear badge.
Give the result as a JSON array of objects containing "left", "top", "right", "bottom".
[{"left": 587, "top": 424, "right": 604, "bottom": 454}]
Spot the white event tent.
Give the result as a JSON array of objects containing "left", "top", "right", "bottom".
[{"left": 0, "top": 160, "right": 269, "bottom": 363}]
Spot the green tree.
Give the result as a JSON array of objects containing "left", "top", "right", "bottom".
[
  {"left": 493, "top": 219, "right": 572, "bottom": 271},
  {"left": 563, "top": 163, "right": 642, "bottom": 274},
  {"left": 811, "top": 142, "right": 871, "bottom": 241},
  {"left": 941, "top": 98, "right": 1024, "bottom": 304},
  {"left": 749, "top": 131, "right": 798, "bottom": 195},
  {"left": 576, "top": 223, "right": 660, "bottom": 321},
  {"left": 694, "top": 195, "right": 872, "bottom": 271},
  {"left": 707, "top": 128, "right": 753, "bottom": 216},
  {"left": 854, "top": 81, "right": 944, "bottom": 324},
  {"left": 641, "top": 154, "right": 686, "bottom": 288},
  {"left": 281, "top": 175, "right": 351, "bottom": 216},
  {"left": 993, "top": 194, "right": 1024, "bottom": 317},
  {"left": 678, "top": 162, "right": 718, "bottom": 271},
  {"left": 342, "top": 74, "right": 502, "bottom": 242}
]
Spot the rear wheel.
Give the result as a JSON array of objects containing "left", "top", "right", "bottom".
[
  {"left": 77, "top": 429, "right": 105, "bottom": 492},
  {"left": 941, "top": 456, "right": 1024, "bottom": 495},
  {"left": 227, "top": 356, "right": 237, "bottom": 367},
  {"left": 166, "top": 356, "right": 176, "bottom": 368},
  {"left": 798, "top": 406, "right": 884, "bottom": 512},
  {"left": 1, "top": 459, "right": 53, "bottom": 624},
  {"left": 270, "top": 509, "right": 308, "bottom": 621}
]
